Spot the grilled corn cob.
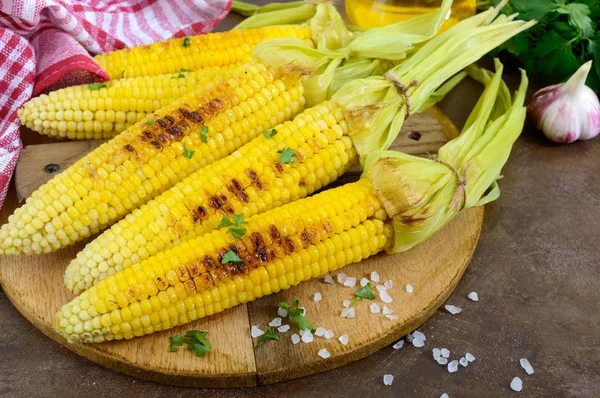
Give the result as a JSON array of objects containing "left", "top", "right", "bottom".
[
  {"left": 0, "top": 64, "right": 304, "bottom": 255},
  {"left": 95, "top": 25, "right": 313, "bottom": 80},
  {"left": 56, "top": 179, "right": 392, "bottom": 342},
  {"left": 65, "top": 100, "right": 356, "bottom": 293}
]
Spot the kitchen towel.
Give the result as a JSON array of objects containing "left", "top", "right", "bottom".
[{"left": 0, "top": 0, "right": 231, "bottom": 210}]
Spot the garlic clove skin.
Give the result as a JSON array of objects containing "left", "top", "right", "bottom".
[{"left": 528, "top": 61, "right": 600, "bottom": 144}]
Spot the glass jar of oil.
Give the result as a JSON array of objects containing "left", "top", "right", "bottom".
[{"left": 345, "top": 0, "right": 475, "bottom": 29}]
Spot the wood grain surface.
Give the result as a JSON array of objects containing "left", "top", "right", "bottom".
[{"left": 0, "top": 108, "right": 482, "bottom": 387}]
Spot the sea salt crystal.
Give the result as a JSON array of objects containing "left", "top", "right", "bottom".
[
  {"left": 337, "top": 273, "right": 348, "bottom": 284},
  {"left": 278, "top": 307, "right": 288, "bottom": 318},
  {"left": 465, "top": 352, "right": 475, "bottom": 362},
  {"left": 437, "top": 357, "right": 448, "bottom": 365},
  {"left": 299, "top": 329, "right": 309, "bottom": 336},
  {"left": 370, "top": 303, "right": 381, "bottom": 314},
  {"left": 344, "top": 277, "right": 357, "bottom": 288},
  {"left": 313, "top": 292, "right": 322, "bottom": 302},
  {"left": 406, "top": 284, "right": 414, "bottom": 293},
  {"left": 371, "top": 271, "right": 380, "bottom": 283},
  {"left": 405, "top": 333, "right": 414, "bottom": 343},
  {"left": 441, "top": 348, "right": 450, "bottom": 358},
  {"left": 383, "top": 374, "right": 394, "bottom": 386},
  {"left": 433, "top": 348, "right": 442, "bottom": 359},
  {"left": 278, "top": 325, "right": 290, "bottom": 333},
  {"left": 360, "top": 277, "right": 369, "bottom": 287},
  {"left": 386, "top": 315, "right": 398, "bottom": 321},
  {"left": 441, "top": 394, "right": 449, "bottom": 398},
  {"left": 269, "top": 317, "right": 282, "bottom": 327},
  {"left": 411, "top": 331, "right": 425, "bottom": 347},
  {"left": 384, "top": 280, "right": 393, "bottom": 289},
  {"left": 511, "top": 377, "right": 523, "bottom": 392},
  {"left": 448, "top": 360, "right": 459, "bottom": 373},
  {"left": 376, "top": 284, "right": 387, "bottom": 293},
  {"left": 325, "top": 330, "right": 334, "bottom": 339},
  {"left": 520, "top": 358, "right": 534, "bottom": 375},
  {"left": 291, "top": 334, "right": 300, "bottom": 344},
  {"left": 468, "top": 291, "right": 479, "bottom": 302},
  {"left": 315, "top": 327, "right": 327, "bottom": 337},
  {"left": 343, "top": 300, "right": 351, "bottom": 309},
  {"left": 445, "top": 304, "right": 462, "bottom": 315},
  {"left": 339, "top": 335, "right": 349, "bottom": 345},
  {"left": 302, "top": 331, "right": 314, "bottom": 343},
  {"left": 412, "top": 336, "right": 425, "bottom": 347},
  {"left": 324, "top": 275, "right": 334, "bottom": 284},
  {"left": 341, "top": 307, "right": 356, "bottom": 319},
  {"left": 459, "top": 357, "right": 468, "bottom": 367},
  {"left": 393, "top": 340, "right": 404, "bottom": 349},
  {"left": 318, "top": 348, "right": 331, "bottom": 359},
  {"left": 251, "top": 325, "right": 264, "bottom": 338},
  {"left": 382, "top": 306, "right": 393, "bottom": 315},
  {"left": 380, "top": 290, "right": 393, "bottom": 304},
  {"left": 412, "top": 331, "right": 426, "bottom": 341}
]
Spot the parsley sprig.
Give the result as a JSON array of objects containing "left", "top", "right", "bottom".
[
  {"left": 169, "top": 330, "right": 211, "bottom": 357},
  {"left": 218, "top": 214, "right": 247, "bottom": 239},
  {"left": 200, "top": 125, "right": 208, "bottom": 143},
  {"left": 277, "top": 148, "right": 297, "bottom": 164},
  {"left": 255, "top": 327, "right": 279, "bottom": 348},
  {"left": 221, "top": 250, "right": 243, "bottom": 265},
  {"left": 263, "top": 128, "right": 278, "bottom": 138},
  {"left": 182, "top": 36, "right": 191, "bottom": 48},
  {"left": 278, "top": 300, "right": 313, "bottom": 331},
  {"left": 350, "top": 282, "right": 376, "bottom": 307},
  {"left": 88, "top": 83, "right": 106, "bottom": 90},
  {"left": 183, "top": 144, "right": 195, "bottom": 159}
]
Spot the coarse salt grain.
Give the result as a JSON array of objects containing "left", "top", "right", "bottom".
[
  {"left": 382, "top": 306, "right": 393, "bottom": 315},
  {"left": 445, "top": 304, "right": 462, "bottom": 315},
  {"left": 371, "top": 271, "right": 380, "bottom": 283},
  {"left": 468, "top": 291, "right": 479, "bottom": 302},
  {"left": 441, "top": 348, "right": 450, "bottom": 358},
  {"left": 380, "top": 290, "right": 393, "bottom": 304},
  {"left": 511, "top": 377, "right": 523, "bottom": 392},
  {"left": 412, "top": 336, "right": 425, "bottom": 347},
  {"left": 412, "top": 331, "right": 426, "bottom": 341},
  {"left": 278, "top": 307, "right": 288, "bottom": 318},
  {"left": 441, "top": 394, "right": 449, "bottom": 398},
  {"left": 344, "top": 277, "right": 357, "bottom": 288},
  {"left": 448, "top": 360, "right": 459, "bottom": 373},
  {"left": 325, "top": 330, "right": 334, "bottom": 339},
  {"left": 383, "top": 374, "right": 394, "bottom": 386},
  {"left": 465, "top": 352, "right": 475, "bottom": 362},
  {"left": 520, "top": 358, "right": 534, "bottom": 375},
  {"left": 405, "top": 284, "right": 413, "bottom": 293},
  {"left": 339, "top": 335, "right": 349, "bottom": 345},
  {"left": 360, "top": 277, "right": 369, "bottom": 287},
  {"left": 313, "top": 292, "right": 322, "bottom": 302},
  {"left": 269, "top": 318, "right": 282, "bottom": 327},
  {"left": 251, "top": 326, "right": 264, "bottom": 338},
  {"left": 302, "top": 331, "right": 314, "bottom": 343},
  {"left": 405, "top": 333, "right": 414, "bottom": 343},
  {"left": 299, "top": 329, "right": 309, "bottom": 336},
  {"left": 437, "top": 357, "right": 448, "bottom": 365},
  {"left": 337, "top": 273, "right": 348, "bottom": 284},
  {"left": 341, "top": 307, "right": 356, "bottom": 319},
  {"left": 315, "top": 327, "right": 326, "bottom": 337},
  {"left": 318, "top": 348, "right": 330, "bottom": 359},
  {"left": 384, "top": 280, "right": 393, "bottom": 289},
  {"left": 460, "top": 357, "right": 468, "bottom": 367},
  {"left": 386, "top": 315, "right": 398, "bottom": 320},
  {"left": 376, "top": 284, "right": 387, "bottom": 293},
  {"left": 278, "top": 325, "right": 290, "bottom": 333},
  {"left": 324, "top": 275, "right": 334, "bottom": 285},
  {"left": 433, "top": 348, "right": 442, "bottom": 359},
  {"left": 392, "top": 340, "right": 404, "bottom": 349},
  {"left": 343, "top": 300, "right": 351, "bottom": 308},
  {"left": 291, "top": 334, "right": 300, "bottom": 344},
  {"left": 370, "top": 303, "right": 381, "bottom": 314}
]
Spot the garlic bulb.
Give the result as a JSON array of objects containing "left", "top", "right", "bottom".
[{"left": 528, "top": 61, "right": 600, "bottom": 144}]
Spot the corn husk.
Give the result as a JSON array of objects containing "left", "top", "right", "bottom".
[
  {"left": 233, "top": 1, "right": 316, "bottom": 29},
  {"left": 363, "top": 60, "right": 528, "bottom": 253}
]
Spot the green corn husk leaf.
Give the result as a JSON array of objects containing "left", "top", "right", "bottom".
[
  {"left": 254, "top": 0, "right": 453, "bottom": 107},
  {"left": 331, "top": 1, "right": 535, "bottom": 161},
  {"left": 233, "top": 2, "right": 316, "bottom": 30},
  {"left": 363, "top": 60, "right": 528, "bottom": 253}
]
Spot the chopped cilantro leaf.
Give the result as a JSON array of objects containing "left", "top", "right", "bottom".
[
  {"left": 121, "top": 70, "right": 125, "bottom": 78},
  {"left": 172, "top": 73, "right": 186, "bottom": 79},
  {"left": 222, "top": 250, "right": 243, "bottom": 265},
  {"left": 255, "top": 327, "right": 279, "bottom": 348},
  {"left": 180, "top": 68, "right": 192, "bottom": 72},
  {"left": 169, "top": 330, "right": 211, "bottom": 357},
  {"left": 88, "top": 83, "right": 106, "bottom": 90},
  {"left": 200, "top": 125, "right": 208, "bottom": 143},
  {"left": 229, "top": 227, "right": 247, "bottom": 239},
  {"left": 277, "top": 148, "right": 297, "bottom": 164},
  {"left": 169, "top": 334, "right": 186, "bottom": 352},
  {"left": 278, "top": 299, "right": 313, "bottom": 331},
  {"left": 351, "top": 283, "right": 376, "bottom": 307},
  {"left": 183, "top": 144, "right": 195, "bottom": 159},
  {"left": 219, "top": 214, "right": 247, "bottom": 239},
  {"left": 182, "top": 37, "right": 191, "bottom": 48},
  {"left": 218, "top": 215, "right": 234, "bottom": 228},
  {"left": 145, "top": 118, "right": 154, "bottom": 126},
  {"left": 263, "top": 128, "right": 278, "bottom": 138}
]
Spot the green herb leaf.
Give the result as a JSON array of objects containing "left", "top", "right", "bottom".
[
  {"left": 278, "top": 300, "right": 313, "bottom": 331},
  {"left": 88, "top": 83, "right": 107, "bottom": 90},
  {"left": 508, "top": 0, "right": 559, "bottom": 20},
  {"left": 218, "top": 215, "right": 234, "bottom": 228},
  {"left": 169, "top": 330, "right": 211, "bottom": 356},
  {"left": 183, "top": 144, "right": 195, "bottom": 159},
  {"left": 172, "top": 73, "right": 186, "bottom": 79},
  {"left": 263, "top": 128, "right": 278, "bottom": 138},
  {"left": 169, "top": 334, "right": 186, "bottom": 352},
  {"left": 558, "top": 3, "right": 594, "bottom": 36},
  {"left": 200, "top": 125, "right": 208, "bottom": 143},
  {"left": 229, "top": 227, "right": 247, "bottom": 239},
  {"left": 180, "top": 68, "right": 192, "bottom": 72},
  {"left": 146, "top": 118, "right": 154, "bottom": 126},
  {"left": 121, "top": 70, "right": 125, "bottom": 78},
  {"left": 354, "top": 282, "right": 376, "bottom": 300},
  {"left": 222, "top": 250, "right": 243, "bottom": 265},
  {"left": 183, "top": 36, "right": 191, "bottom": 48},
  {"left": 233, "top": 213, "right": 246, "bottom": 226},
  {"left": 255, "top": 327, "right": 280, "bottom": 348},
  {"left": 277, "top": 148, "right": 297, "bottom": 164}
]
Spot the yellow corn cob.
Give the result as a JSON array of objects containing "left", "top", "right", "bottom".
[
  {"left": 0, "top": 64, "right": 304, "bottom": 255},
  {"left": 55, "top": 179, "right": 392, "bottom": 342},
  {"left": 95, "top": 26, "right": 313, "bottom": 80},
  {"left": 18, "top": 67, "right": 237, "bottom": 140},
  {"left": 65, "top": 100, "right": 356, "bottom": 293}
]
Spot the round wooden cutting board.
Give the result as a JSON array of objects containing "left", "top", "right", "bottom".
[{"left": 0, "top": 108, "right": 484, "bottom": 388}]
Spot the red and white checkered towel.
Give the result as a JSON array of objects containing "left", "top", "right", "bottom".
[{"left": 0, "top": 0, "right": 231, "bottom": 210}]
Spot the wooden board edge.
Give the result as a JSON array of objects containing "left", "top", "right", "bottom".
[{"left": 256, "top": 206, "right": 484, "bottom": 385}]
